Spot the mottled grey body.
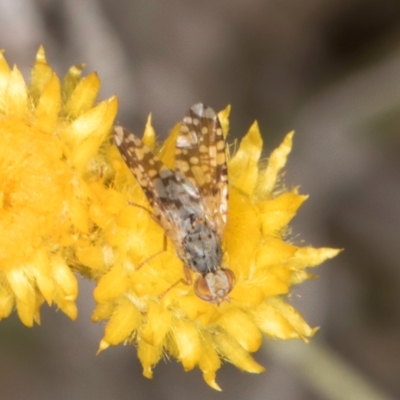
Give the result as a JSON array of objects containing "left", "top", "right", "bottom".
[{"left": 182, "top": 222, "right": 222, "bottom": 274}]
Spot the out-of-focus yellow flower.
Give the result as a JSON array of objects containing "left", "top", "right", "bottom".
[
  {"left": 0, "top": 47, "right": 117, "bottom": 326},
  {"left": 93, "top": 107, "right": 340, "bottom": 390}
]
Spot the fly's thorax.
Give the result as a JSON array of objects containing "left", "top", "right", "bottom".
[{"left": 182, "top": 221, "right": 222, "bottom": 274}]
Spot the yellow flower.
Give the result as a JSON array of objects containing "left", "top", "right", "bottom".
[
  {"left": 0, "top": 47, "right": 117, "bottom": 326},
  {"left": 93, "top": 106, "right": 340, "bottom": 390},
  {"left": 0, "top": 47, "right": 339, "bottom": 391}
]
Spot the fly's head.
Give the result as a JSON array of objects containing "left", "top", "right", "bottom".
[{"left": 194, "top": 269, "right": 235, "bottom": 305}]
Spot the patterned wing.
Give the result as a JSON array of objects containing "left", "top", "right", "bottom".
[
  {"left": 175, "top": 103, "right": 228, "bottom": 236},
  {"left": 114, "top": 126, "right": 205, "bottom": 243}
]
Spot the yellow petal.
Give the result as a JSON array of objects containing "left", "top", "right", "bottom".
[
  {"left": 52, "top": 257, "right": 78, "bottom": 300},
  {"left": 259, "top": 191, "right": 308, "bottom": 235},
  {"left": 174, "top": 295, "right": 212, "bottom": 321},
  {"left": 225, "top": 189, "right": 261, "bottom": 276},
  {"left": 253, "top": 262, "right": 292, "bottom": 296},
  {"left": 218, "top": 309, "right": 262, "bottom": 352},
  {"left": 30, "top": 46, "right": 54, "bottom": 101},
  {"left": 158, "top": 122, "right": 180, "bottom": 168},
  {"left": 63, "top": 72, "right": 100, "bottom": 118},
  {"left": 0, "top": 51, "right": 11, "bottom": 111},
  {"left": 259, "top": 131, "right": 294, "bottom": 195},
  {"left": 169, "top": 320, "right": 201, "bottom": 371},
  {"left": 51, "top": 255, "right": 78, "bottom": 319},
  {"left": 138, "top": 339, "right": 163, "bottom": 379},
  {"left": 198, "top": 331, "right": 222, "bottom": 391},
  {"left": 6, "top": 268, "right": 33, "bottom": 306},
  {"left": 0, "top": 282, "right": 14, "bottom": 319},
  {"left": 290, "top": 247, "right": 342, "bottom": 268},
  {"left": 6, "top": 269, "right": 36, "bottom": 326},
  {"left": 61, "top": 63, "right": 84, "bottom": 101},
  {"left": 89, "top": 204, "right": 114, "bottom": 230},
  {"left": 56, "top": 301, "right": 78, "bottom": 321},
  {"left": 100, "top": 298, "right": 141, "bottom": 347},
  {"left": 252, "top": 298, "right": 317, "bottom": 340},
  {"left": 141, "top": 303, "right": 171, "bottom": 347},
  {"left": 94, "top": 264, "right": 129, "bottom": 303},
  {"left": 16, "top": 294, "right": 42, "bottom": 327},
  {"left": 31, "top": 249, "right": 54, "bottom": 305},
  {"left": 259, "top": 271, "right": 290, "bottom": 297},
  {"left": 101, "top": 188, "right": 126, "bottom": 214},
  {"left": 69, "top": 196, "right": 89, "bottom": 234},
  {"left": 67, "top": 96, "right": 116, "bottom": 146},
  {"left": 256, "top": 237, "right": 297, "bottom": 267},
  {"left": 6, "top": 67, "right": 28, "bottom": 118},
  {"left": 231, "top": 285, "right": 264, "bottom": 307},
  {"left": 76, "top": 246, "right": 106, "bottom": 271},
  {"left": 142, "top": 114, "right": 156, "bottom": 150},
  {"left": 229, "top": 121, "right": 262, "bottom": 195},
  {"left": 289, "top": 270, "right": 315, "bottom": 285},
  {"left": 212, "top": 330, "right": 265, "bottom": 373},
  {"left": 92, "top": 301, "right": 114, "bottom": 322},
  {"left": 67, "top": 97, "right": 118, "bottom": 170},
  {"left": 34, "top": 74, "right": 61, "bottom": 134},
  {"left": 217, "top": 104, "right": 231, "bottom": 137},
  {"left": 116, "top": 204, "right": 143, "bottom": 230}
]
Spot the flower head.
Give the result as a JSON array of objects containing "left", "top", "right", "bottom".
[
  {"left": 93, "top": 105, "right": 340, "bottom": 390},
  {"left": 0, "top": 47, "right": 117, "bottom": 326},
  {"left": 0, "top": 47, "right": 339, "bottom": 390}
]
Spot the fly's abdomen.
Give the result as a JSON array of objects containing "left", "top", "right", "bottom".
[{"left": 183, "top": 222, "right": 222, "bottom": 274}]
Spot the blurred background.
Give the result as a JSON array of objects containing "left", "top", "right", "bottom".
[{"left": 0, "top": 0, "right": 399, "bottom": 399}]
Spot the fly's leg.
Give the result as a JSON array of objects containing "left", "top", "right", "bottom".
[
  {"left": 182, "top": 264, "right": 192, "bottom": 285},
  {"left": 128, "top": 201, "right": 157, "bottom": 220},
  {"left": 136, "top": 234, "right": 167, "bottom": 271},
  {"left": 158, "top": 265, "right": 193, "bottom": 299},
  {"left": 126, "top": 202, "right": 191, "bottom": 297},
  {"left": 126, "top": 200, "right": 166, "bottom": 270}
]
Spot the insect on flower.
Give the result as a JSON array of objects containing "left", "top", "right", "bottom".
[{"left": 113, "top": 103, "right": 235, "bottom": 304}]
